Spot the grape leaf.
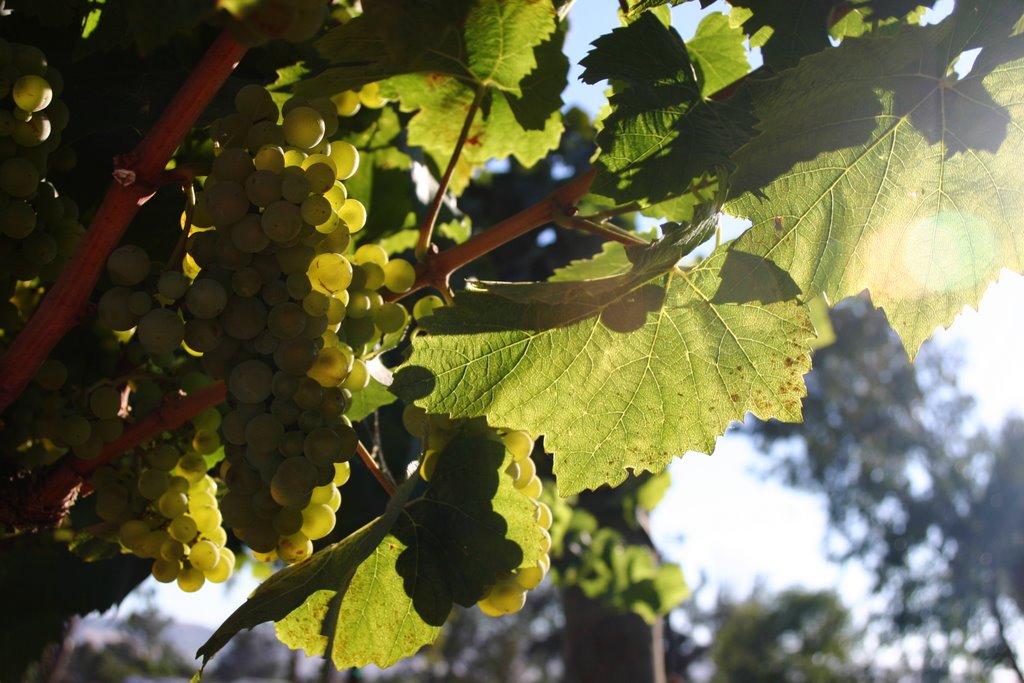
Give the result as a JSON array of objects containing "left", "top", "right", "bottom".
[
  {"left": 346, "top": 378, "right": 398, "bottom": 423},
  {"left": 199, "top": 434, "right": 543, "bottom": 671},
  {"left": 580, "top": 12, "right": 757, "bottom": 220},
  {"left": 300, "top": 0, "right": 566, "bottom": 193},
  {"left": 726, "top": 1, "right": 1024, "bottom": 356},
  {"left": 623, "top": 0, "right": 707, "bottom": 18},
  {"left": 392, "top": 229, "right": 815, "bottom": 495},
  {"left": 728, "top": 0, "right": 839, "bottom": 70},
  {"left": 549, "top": 241, "right": 634, "bottom": 282},
  {"left": 686, "top": 12, "right": 751, "bottom": 97}
]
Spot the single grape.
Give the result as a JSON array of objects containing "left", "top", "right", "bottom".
[
  {"left": 383, "top": 259, "right": 416, "bottom": 293},
  {"left": 177, "top": 566, "right": 206, "bottom": 592},
  {"left": 228, "top": 358, "right": 274, "bottom": 403},
  {"left": 337, "top": 198, "right": 366, "bottom": 232},
  {"left": 413, "top": 295, "right": 445, "bottom": 321},
  {"left": 137, "top": 308, "right": 185, "bottom": 355},
  {"left": 282, "top": 106, "right": 326, "bottom": 149},
  {"left": 300, "top": 503, "right": 335, "bottom": 540},
  {"left": 12, "top": 74, "right": 52, "bottom": 112}
]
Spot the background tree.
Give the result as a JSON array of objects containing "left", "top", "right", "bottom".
[{"left": 752, "top": 299, "right": 1024, "bottom": 679}]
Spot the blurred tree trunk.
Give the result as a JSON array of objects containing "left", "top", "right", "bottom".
[
  {"left": 561, "top": 486, "right": 666, "bottom": 683},
  {"left": 562, "top": 586, "right": 665, "bottom": 683}
]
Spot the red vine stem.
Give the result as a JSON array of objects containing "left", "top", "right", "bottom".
[
  {"left": 356, "top": 440, "right": 397, "bottom": 497},
  {"left": 387, "top": 168, "right": 597, "bottom": 302},
  {"left": 9, "top": 381, "right": 228, "bottom": 529},
  {"left": 0, "top": 30, "right": 249, "bottom": 416}
]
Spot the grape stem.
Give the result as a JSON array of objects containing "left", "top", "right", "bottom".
[
  {"left": 415, "top": 85, "right": 486, "bottom": 262},
  {"left": 1, "top": 381, "right": 228, "bottom": 529},
  {"left": 0, "top": 30, "right": 249, "bottom": 417},
  {"left": 387, "top": 168, "right": 597, "bottom": 302},
  {"left": 356, "top": 440, "right": 397, "bottom": 497}
]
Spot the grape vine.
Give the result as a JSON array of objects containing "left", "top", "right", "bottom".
[{"left": 1, "top": 0, "right": 1022, "bottom": 679}]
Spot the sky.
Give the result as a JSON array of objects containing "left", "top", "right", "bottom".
[{"left": 118, "top": 1, "right": 1024, "bottom": 668}]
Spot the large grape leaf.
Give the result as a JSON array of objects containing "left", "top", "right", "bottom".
[
  {"left": 580, "top": 12, "right": 757, "bottom": 220},
  {"left": 392, "top": 225, "right": 816, "bottom": 495},
  {"left": 198, "top": 434, "right": 543, "bottom": 671},
  {"left": 299, "top": 0, "right": 566, "bottom": 193},
  {"left": 686, "top": 12, "right": 751, "bottom": 97},
  {"left": 726, "top": 1, "right": 1024, "bottom": 356}
]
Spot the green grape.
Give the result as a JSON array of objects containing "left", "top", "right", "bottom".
[
  {"left": 12, "top": 74, "right": 52, "bottom": 112},
  {"left": 413, "top": 294, "right": 445, "bottom": 321},
  {"left": 231, "top": 267, "right": 262, "bottom": 297},
  {"left": 221, "top": 491, "right": 257, "bottom": 528},
  {"left": 209, "top": 111, "right": 250, "bottom": 149},
  {"left": 205, "top": 181, "right": 250, "bottom": 225},
  {"left": 254, "top": 145, "right": 285, "bottom": 173},
  {"left": 35, "top": 359, "right": 67, "bottom": 390},
  {"left": 337, "top": 198, "right": 366, "bottom": 232},
  {"left": 279, "top": 166, "right": 310, "bottom": 203},
  {"left": 358, "top": 82, "right": 387, "bottom": 108},
  {"left": 137, "top": 468, "right": 171, "bottom": 500},
  {"left": 192, "top": 507, "right": 223, "bottom": 536},
  {"left": 137, "top": 308, "right": 185, "bottom": 354},
  {"left": 158, "top": 270, "right": 190, "bottom": 301},
  {"left": 97, "top": 287, "right": 137, "bottom": 331},
  {"left": 177, "top": 453, "right": 209, "bottom": 483},
  {"left": 307, "top": 252, "right": 352, "bottom": 294},
  {"left": 341, "top": 316, "right": 377, "bottom": 348},
  {"left": 329, "top": 141, "right": 359, "bottom": 180},
  {"left": 240, "top": 523, "right": 279, "bottom": 553},
  {"left": 300, "top": 503, "right": 335, "bottom": 540},
  {"left": 205, "top": 548, "right": 235, "bottom": 583},
  {"left": 309, "top": 483, "right": 336, "bottom": 505},
  {"left": 277, "top": 531, "right": 313, "bottom": 563},
  {"left": 12, "top": 116, "right": 52, "bottom": 147},
  {"left": 219, "top": 294, "right": 267, "bottom": 340},
  {"left": 247, "top": 120, "right": 285, "bottom": 151},
  {"left": 304, "top": 161, "right": 336, "bottom": 194},
  {"left": 184, "top": 318, "right": 223, "bottom": 353},
  {"left": 168, "top": 476, "right": 191, "bottom": 495},
  {"left": 268, "top": 301, "right": 306, "bottom": 339},
  {"left": 152, "top": 559, "right": 182, "bottom": 584},
  {"left": 0, "top": 157, "right": 40, "bottom": 197},
  {"left": 273, "top": 507, "right": 304, "bottom": 535},
  {"left": 158, "top": 491, "right": 188, "bottom": 518},
  {"left": 273, "top": 337, "right": 317, "bottom": 374},
  {"left": 383, "top": 259, "right": 416, "bottom": 294},
  {"left": 282, "top": 106, "right": 325, "bottom": 149},
  {"left": 520, "top": 476, "right": 542, "bottom": 500},
  {"left": 235, "top": 83, "right": 278, "bottom": 121},
  {"left": 261, "top": 200, "right": 303, "bottom": 242},
  {"left": 186, "top": 278, "right": 228, "bottom": 318},
  {"left": 513, "top": 456, "right": 536, "bottom": 488},
  {"left": 300, "top": 194, "right": 332, "bottom": 226},
  {"left": 244, "top": 412, "right": 284, "bottom": 451},
  {"left": 192, "top": 429, "right": 221, "bottom": 455},
  {"left": 323, "top": 182, "right": 347, "bottom": 213},
  {"left": 332, "top": 461, "right": 351, "bottom": 487},
  {"left": 306, "top": 345, "right": 352, "bottom": 388},
  {"left": 342, "top": 358, "right": 369, "bottom": 392},
  {"left": 285, "top": 272, "right": 312, "bottom": 300},
  {"left": 212, "top": 147, "right": 255, "bottom": 183},
  {"left": 514, "top": 562, "right": 547, "bottom": 590},
  {"left": 177, "top": 566, "right": 206, "bottom": 593},
  {"left": 402, "top": 405, "right": 428, "bottom": 438},
  {"left": 332, "top": 90, "right": 361, "bottom": 117},
  {"left": 60, "top": 414, "right": 92, "bottom": 446},
  {"left": 538, "top": 527, "right": 551, "bottom": 554},
  {"left": 302, "top": 290, "right": 330, "bottom": 317},
  {"left": 160, "top": 539, "right": 187, "bottom": 561},
  {"left": 147, "top": 444, "right": 180, "bottom": 470},
  {"left": 270, "top": 456, "right": 317, "bottom": 509},
  {"left": 231, "top": 214, "right": 271, "bottom": 254},
  {"left": 483, "top": 580, "right": 527, "bottom": 615},
  {"left": 189, "top": 539, "right": 221, "bottom": 571},
  {"left": 119, "top": 519, "right": 150, "bottom": 549},
  {"left": 375, "top": 302, "right": 409, "bottom": 334},
  {"left": 0, "top": 199, "right": 37, "bottom": 238},
  {"left": 189, "top": 489, "right": 217, "bottom": 510},
  {"left": 535, "top": 502, "right": 553, "bottom": 530},
  {"left": 345, "top": 291, "right": 371, "bottom": 319},
  {"left": 228, "top": 358, "right": 273, "bottom": 403},
  {"left": 244, "top": 169, "right": 281, "bottom": 207},
  {"left": 204, "top": 525, "right": 229, "bottom": 547},
  {"left": 168, "top": 515, "right": 199, "bottom": 543}
]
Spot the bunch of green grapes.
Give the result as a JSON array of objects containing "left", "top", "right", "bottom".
[
  {"left": 0, "top": 39, "right": 83, "bottom": 339},
  {"left": 403, "top": 407, "right": 554, "bottom": 617},
  {"left": 166, "top": 84, "right": 416, "bottom": 564},
  {"left": 329, "top": 82, "right": 389, "bottom": 118},
  {"left": 90, "top": 426, "right": 236, "bottom": 593}
]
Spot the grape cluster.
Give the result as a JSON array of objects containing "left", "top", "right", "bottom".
[
  {"left": 90, "top": 427, "right": 236, "bottom": 593},
  {"left": 155, "top": 84, "right": 414, "bottom": 564},
  {"left": 330, "top": 82, "right": 388, "bottom": 119},
  {"left": 403, "top": 407, "right": 554, "bottom": 617},
  {"left": 0, "top": 39, "right": 83, "bottom": 340}
]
